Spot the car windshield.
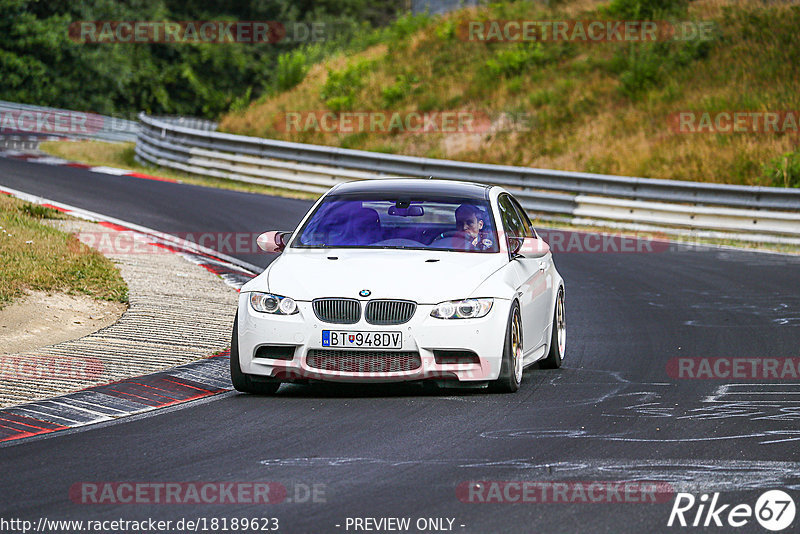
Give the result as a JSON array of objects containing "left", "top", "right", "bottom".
[{"left": 293, "top": 195, "right": 499, "bottom": 252}]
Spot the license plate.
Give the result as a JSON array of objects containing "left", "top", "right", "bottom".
[{"left": 321, "top": 330, "right": 402, "bottom": 349}]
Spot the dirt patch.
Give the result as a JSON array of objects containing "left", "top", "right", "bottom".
[{"left": 0, "top": 291, "right": 126, "bottom": 355}]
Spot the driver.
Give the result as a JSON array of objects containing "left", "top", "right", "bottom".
[{"left": 455, "top": 204, "right": 493, "bottom": 251}]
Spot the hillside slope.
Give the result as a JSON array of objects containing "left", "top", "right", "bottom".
[{"left": 219, "top": 0, "right": 800, "bottom": 187}]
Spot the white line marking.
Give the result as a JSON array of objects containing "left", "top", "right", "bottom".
[
  {"left": 0, "top": 184, "right": 261, "bottom": 274},
  {"left": 88, "top": 166, "right": 132, "bottom": 175}
]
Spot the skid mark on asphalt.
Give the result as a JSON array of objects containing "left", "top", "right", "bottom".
[
  {"left": 614, "top": 383, "right": 800, "bottom": 422},
  {"left": 549, "top": 459, "right": 800, "bottom": 491},
  {"left": 481, "top": 427, "right": 800, "bottom": 444},
  {"left": 519, "top": 369, "right": 800, "bottom": 442},
  {"left": 536, "top": 368, "right": 800, "bottom": 426},
  {"left": 257, "top": 458, "right": 800, "bottom": 491},
  {"left": 543, "top": 366, "right": 673, "bottom": 408},
  {"left": 639, "top": 288, "right": 800, "bottom": 327},
  {"left": 703, "top": 383, "right": 800, "bottom": 404}
]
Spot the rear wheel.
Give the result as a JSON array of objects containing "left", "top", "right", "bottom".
[
  {"left": 230, "top": 316, "right": 281, "bottom": 395},
  {"left": 540, "top": 289, "right": 565, "bottom": 369},
  {"left": 491, "top": 301, "right": 523, "bottom": 393}
]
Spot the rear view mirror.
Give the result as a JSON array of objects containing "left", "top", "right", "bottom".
[
  {"left": 257, "top": 231, "right": 291, "bottom": 253},
  {"left": 388, "top": 205, "right": 424, "bottom": 216}
]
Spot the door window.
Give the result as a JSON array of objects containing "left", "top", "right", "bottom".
[
  {"left": 498, "top": 194, "right": 525, "bottom": 240},
  {"left": 508, "top": 196, "right": 534, "bottom": 238}
]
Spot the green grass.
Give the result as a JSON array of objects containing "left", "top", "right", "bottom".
[{"left": 0, "top": 195, "right": 128, "bottom": 309}]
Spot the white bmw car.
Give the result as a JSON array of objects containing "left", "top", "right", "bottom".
[{"left": 231, "top": 178, "right": 565, "bottom": 394}]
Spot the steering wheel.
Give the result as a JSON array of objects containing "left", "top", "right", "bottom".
[
  {"left": 435, "top": 230, "right": 463, "bottom": 240},
  {"left": 432, "top": 230, "right": 476, "bottom": 249}
]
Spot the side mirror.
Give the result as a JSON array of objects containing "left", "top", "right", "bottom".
[
  {"left": 508, "top": 236, "right": 524, "bottom": 256},
  {"left": 510, "top": 236, "right": 550, "bottom": 258},
  {"left": 257, "top": 231, "right": 291, "bottom": 253}
]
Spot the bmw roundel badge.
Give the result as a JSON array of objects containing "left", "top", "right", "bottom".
[{"left": 359, "top": 289, "right": 371, "bottom": 297}]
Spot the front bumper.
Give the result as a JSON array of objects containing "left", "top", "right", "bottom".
[{"left": 236, "top": 295, "right": 511, "bottom": 383}]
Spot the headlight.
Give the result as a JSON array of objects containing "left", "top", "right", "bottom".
[
  {"left": 430, "top": 298, "right": 493, "bottom": 319},
  {"left": 250, "top": 292, "right": 298, "bottom": 315}
]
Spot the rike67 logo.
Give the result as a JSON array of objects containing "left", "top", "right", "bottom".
[{"left": 668, "top": 490, "right": 796, "bottom": 531}]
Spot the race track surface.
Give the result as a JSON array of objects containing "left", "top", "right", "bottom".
[{"left": 1, "top": 157, "right": 799, "bottom": 533}]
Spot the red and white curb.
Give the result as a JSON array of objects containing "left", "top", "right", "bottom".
[
  {"left": 0, "top": 145, "right": 179, "bottom": 184},
  {"left": 0, "top": 352, "right": 233, "bottom": 444},
  {"left": 0, "top": 186, "right": 262, "bottom": 444}
]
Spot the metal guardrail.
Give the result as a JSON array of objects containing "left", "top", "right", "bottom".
[
  {"left": 0, "top": 100, "right": 139, "bottom": 143},
  {"left": 136, "top": 113, "right": 800, "bottom": 243},
  {"left": 148, "top": 115, "right": 218, "bottom": 132}
]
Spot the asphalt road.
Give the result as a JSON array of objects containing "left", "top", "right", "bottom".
[{"left": 1, "top": 156, "right": 799, "bottom": 533}]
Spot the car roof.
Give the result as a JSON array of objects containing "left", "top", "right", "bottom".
[{"left": 329, "top": 178, "right": 492, "bottom": 200}]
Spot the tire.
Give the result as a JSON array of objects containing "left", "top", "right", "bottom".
[
  {"left": 230, "top": 315, "right": 281, "bottom": 395},
  {"left": 490, "top": 301, "right": 523, "bottom": 393},
  {"left": 540, "top": 288, "right": 565, "bottom": 369}
]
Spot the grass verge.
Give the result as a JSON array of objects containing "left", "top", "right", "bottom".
[
  {"left": 38, "top": 140, "right": 319, "bottom": 201},
  {"left": 0, "top": 195, "right": 128, "bottom": 309}
]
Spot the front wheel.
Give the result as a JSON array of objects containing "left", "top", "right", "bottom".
[
  {"left": 490, "top": 301, "right": 523, "bottom": 393},
  {"left": 540, "top": 289, "right": 565, "bottom": 369},
  {"left": 230, "top": 316, "right": 281, "bottom": 395}
]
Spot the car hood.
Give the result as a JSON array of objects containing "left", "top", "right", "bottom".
[{"left": 255, "top": 249, "right": 507, "bottom": 303}]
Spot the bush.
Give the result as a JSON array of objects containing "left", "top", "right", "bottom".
[
  {"left": 612, "top": 37, "right": 713, "bottom": 99},
  {"left": 320, "top": 59, "right": 375, "bottom": 111},
  {"left": 528, "top": 88, "right": 556, "bottom": 107},
  {"left": 616, "top": 45, "right": 663, "bottom": 98},
  {"left": 763, "top": 151, "right": 800, "bottom": 188},
  {"left": 380, "top": 73, "right": 419, "bottom": 108},
  {"left": 604, "top": 0, "right": 689, "bottom": 19},
  {"left": 274, "top": 50, "right": 309, "bottom": 92},
  {"left": 381, "top": 83, "right": 405, "bottom": 107},
  {"left": 228, "top": 87, "right": 252, "bottom": 113},
  {"left": 480, "top": 42, "right": 568, "bottom": 81},
  {"left": 385, "top": 12, "right": 433, "bottom": 44},
  {"left": 435, "top": 19, "right": 456, "bottom": 41},
  {"left": 0, "top": 1, "right": 401, "bottom": 120}
]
